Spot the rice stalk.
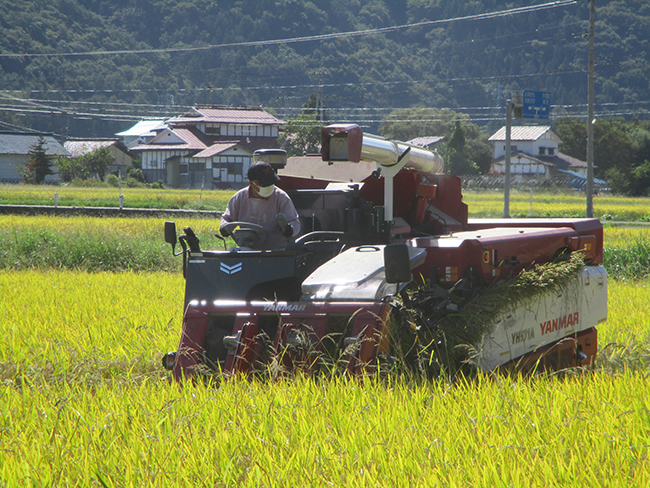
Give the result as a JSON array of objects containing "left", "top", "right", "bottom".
[{"left": 390, "top": 253, "right": 587, "bottom": 380}]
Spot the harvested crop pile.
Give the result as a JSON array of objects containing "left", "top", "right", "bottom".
[{"left": 389, "top": 252, "right": 586, "bottom": 379}]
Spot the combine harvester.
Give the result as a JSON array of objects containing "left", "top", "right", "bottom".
[{"left": 162, "top": 124, "right": 607, "bottom": 381}]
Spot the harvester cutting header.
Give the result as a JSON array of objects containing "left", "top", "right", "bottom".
[{"left": 162, "top": 124, "right": 607, "bottom": 381}]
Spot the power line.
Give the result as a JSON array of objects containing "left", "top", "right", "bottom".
[{"left": 0, "top": 1, "right": 577, "bottom": 59}]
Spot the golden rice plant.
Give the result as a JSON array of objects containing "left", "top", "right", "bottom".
[
  {"left": 0, "top": 215, "right": 227, "bottom": 271},
  {"left": 0, "top": 183, "right": 233, "bottom": 210},
  {"left": 4, "top": 184, "right": 650, "bottom": 221},
  {"left": 463, "top": 189, "right": 650, "bottom": 221},
  {"left": 1, "top": 270, "right": 648, "bottom": 486}
]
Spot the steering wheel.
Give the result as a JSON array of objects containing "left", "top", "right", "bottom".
[
  {"left": 221, "top": 222, "right": 268, "bottom": 248},
  {"left": 293, "top": 231, "right": 344, "bottom": 246},
  {"left": 221, "top": 221, "right": 267, "bottom": 236}
]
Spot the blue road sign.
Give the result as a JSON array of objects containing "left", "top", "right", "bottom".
[{"left": 523, "top": 90, "right": 551, "bottom": 119}]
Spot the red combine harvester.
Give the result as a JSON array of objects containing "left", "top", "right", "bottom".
[{"left": 162, "top": 124, "right": 607, "bottom": 381}]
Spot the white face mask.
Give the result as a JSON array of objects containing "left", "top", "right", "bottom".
[{"left": 256, "top": 184, "right": 275, "bottom": 198}]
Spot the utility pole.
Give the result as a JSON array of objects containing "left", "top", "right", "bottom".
[
  {"left": 586, "top": 0, "right": 595, "bottom": 217},
  {"left": 504, "top": 99, "right": 513, "bottom": 218}
]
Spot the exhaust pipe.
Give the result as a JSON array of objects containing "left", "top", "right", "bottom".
[
  {"left": 321, "top": 124, "right": 444, "bottom": 174},
  {"left": 321, "top": 124, "right": 444, "bottom": 223}
]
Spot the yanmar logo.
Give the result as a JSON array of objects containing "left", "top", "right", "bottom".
[
  {"left": 263, "top": 303, "right": 307, "bottom": 312},
  {"left": 220, "top": 262, "right": 242, "bottom": 275},
  {"left": 540, "top": 312, "right": 579, "bottom": 336}
]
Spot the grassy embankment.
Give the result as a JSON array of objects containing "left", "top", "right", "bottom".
[{"left": 4, "top": 184, "right": 650, "bottom": 221}]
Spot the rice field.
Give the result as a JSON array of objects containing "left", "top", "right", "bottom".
[
  {"left": 2, "top": 192, "right": 650, "bottom": 486},
  {"left": 463, "top": 189, "right": 650, "bottom": 221},
  {"left": 4, "top": 184, "right": 650, "bottom": 221},
  {"left": 0, "top": 184, "right": 232, "bottom": 211},
  {"left": 0, "top": 215, "right": 226, "bottom": 272},
  {"left": 1, "top": 271, "right": 649, "bottom": 486},
  {"left": 2, "top": 215, "right": 650, "bottom": 280}
]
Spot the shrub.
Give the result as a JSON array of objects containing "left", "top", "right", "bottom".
[
  {"left": 106, "top": 174, "right": 119, "bottom": 187},
  {"left": 124, "top": 176, "right": 146, "bottom": 188}
]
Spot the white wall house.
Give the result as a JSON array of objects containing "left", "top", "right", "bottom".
[
  {"left": 488, "top": 126, "right": 562, "bottom": 160},
  {"left": 0, "top": 132, "right": 68, "bottom": 183},
  {"left": 490, "top": 153, "right": 553, "bottom": 176},
  {"left": 115, "top": 119, "right": 167, "bottom": 149},
  {"left": 487, "top": 126, "right": 592, "bottom": 182},
  {"left": 125, "top": 105, "right": 284, "bottom": 189},
  {"left": 64, "top": 139, "right": 134, "bottom": 177}
]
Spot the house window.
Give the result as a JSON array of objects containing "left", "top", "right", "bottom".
[
  {"left": 214, "top": 156, "right": 244, "bottom": 176},
  {"left": 205, "top": 125, "right": 220, "bottom": 135},
  {"left": 151, "top": 160, "right": 158, "bottom": 169},
  {"left": 229, "top": 162, "right": 243, "bottom": 174},
  {"left": 180, "top": 164, "right": 189, "bottom": 175},
  {"left": 539, "top": 147, "right": 546, "bottom": 155},
  {"left": 189, "top": 163, "right": 205, "bottom": 172},
  {"left": 548, "top": 148, "right": 555, "bottom": 155}
]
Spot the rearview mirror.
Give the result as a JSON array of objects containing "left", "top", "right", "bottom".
[
  {"left": 165, "top": 221, "right": 177, "bottom": 248},
  {"left": 384, "top": 243, "right": 412, "bottom": 284}
]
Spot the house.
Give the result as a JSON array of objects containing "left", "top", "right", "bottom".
[
  {"left": 127, "top": 105, "right": 285, "bottom": 189},
  {"left": 487, "top": 126, "right": 605, "bottom": 189},
  {"left": 406, "top": 136, "right": 445, "bottom": 150},
  {"left": 488, "top": 126, "right": 562, "bottom": 161},
  {"left": 0, "top": 132, "right": 68, "bottom": 183},
  {"left": 115, "top": 119, "right": 168, "bottom": 149},
  {"left": 64, "top": 139, "right": 134, "bottom": 176}
]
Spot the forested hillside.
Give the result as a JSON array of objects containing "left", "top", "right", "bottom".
[{"left": 0, "top": 0, "right": 648, "bottom": 138}]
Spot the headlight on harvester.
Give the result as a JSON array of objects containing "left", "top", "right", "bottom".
[{"left": 162, "top": 351, "right": 177, "bottom": 371}]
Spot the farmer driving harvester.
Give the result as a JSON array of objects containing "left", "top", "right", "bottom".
[{"left": 219, "top": 160, "right": 300, "bottom": 250}]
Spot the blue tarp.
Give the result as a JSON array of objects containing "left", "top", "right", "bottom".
[{"left": 557, "top": 169, "right": 608, "bottom": 190}]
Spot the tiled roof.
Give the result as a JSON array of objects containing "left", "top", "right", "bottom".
[
  {"left": 206, "top": 135, "right": 282, "bottom": 153},
  {"left": 554, "top": 152, "right": 587, "bottom": 168},
  {"left": 193, "top": 142, "right": 241, "bottom": 158},
  {"left": 172, "top": 127, "right": 210, "bottom": 148},
  {"left": 0, "top": 132, "right": 68, "bottom": 156},
  {"left": 407, "top": 136, "right": 445, "bottom": 147},
  {"left": 493, "top": 150, "right": 589, "bottom": 171},
  {"left": 537, "top": 153, "right": 588, "bottom": 170},
  {"left": 170, "top": 105, "right": 285, "bottom": 125},
  {"left": 493, "top": 151, "right": 554, "bottom": 166},
  {"left": 488, "top": 126, "right": 554, "bottom": 142},
  {"left": 130, "top": 127, "right": 209, "bottom": 151},
  {"left": 64, "top": 139, "right": 118, "bottom": 158},
  {"left": 115, "top": 119, "right": 167, "bottom": 137}
]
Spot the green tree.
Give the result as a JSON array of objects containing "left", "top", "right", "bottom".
[
  {"left": 556, "top": 118, "right": 586, "bottom": 160},
  {"left": 278, "top": 93, "right": 327, "bottom": 156},
  {"left": 379, "top": 108, "right": 459, "bottom": 142},
  {"left": 443, "top": 120, "right": 478, "bottom": 175},
  {"left": 380, "top": 108, "right": 491, "bottom": 174},
  {"left": 56, "top": 146, "right": 115, "bottom": 182},
  {"left": 85, "top": 146, "right": 114, "bottom": 181},
  {"left": 558, "top": 117, "right": 650, "bottom": 195},
  {"left": 20, "top": 136, "right": 54, "bottom": 184},
  {"left": 630, "top": 160, "right": 650, "bottom": 196},
  {"left": 56, "top": 155, "right": 89, "bottom": 182}
]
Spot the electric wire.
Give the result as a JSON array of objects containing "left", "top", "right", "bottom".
[{"left": 0, "top": 1, "right": 577, "bottom": 58}]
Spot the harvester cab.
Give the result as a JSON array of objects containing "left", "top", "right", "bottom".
[{"left": 162, "top": 124, "right": 607, "bottom": 381}]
